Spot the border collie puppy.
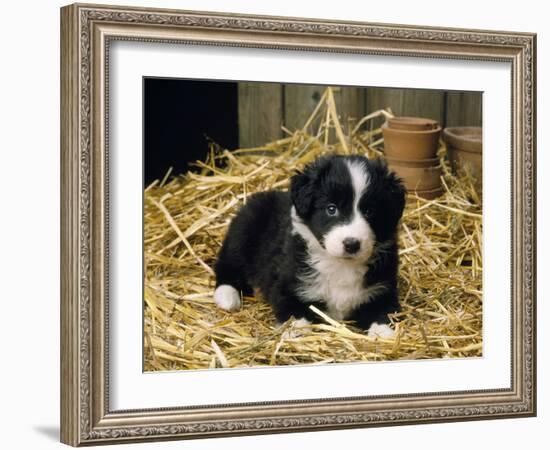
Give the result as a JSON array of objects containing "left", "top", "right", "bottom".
[{"left": 214, "top": 155, "right": 406, "bottom": 337}]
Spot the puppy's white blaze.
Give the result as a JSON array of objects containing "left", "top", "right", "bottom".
[
  {"left": 368, "top": 322, "right": 396, "bottom": 339},
  {"left": 324, "top": 160, "right": 375, "bottom": 260},
  {"left": 214, "top": 285, "right": 242, "bottom": 311},
  {"left": 345, "top": 159, "right": 370, "bottom": 210}
]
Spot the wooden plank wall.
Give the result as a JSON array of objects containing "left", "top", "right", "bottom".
[
  {"left": 238, "top": 83, "right": 482, "bottom": 148},
  {"left": 238, "top": 83, "right": 284, "bottom": 148}
]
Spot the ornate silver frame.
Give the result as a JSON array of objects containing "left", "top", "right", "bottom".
[{"left": 60, "top": 3, "right": 536, "bottom": 446}]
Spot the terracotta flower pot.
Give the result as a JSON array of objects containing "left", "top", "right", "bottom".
[
  {"left": 385, "top": 155, "right": 439, "bottom": 169},
  {"left": 387, "top": 116, "right": 438, "bottom": 132},
  {"left": 382, "top": 122, "right": 442, "bottom": 160},
  {"left": 442, "top": 127, "right": 482, "bottom": 182},
  {"left": 387, "top": 158, "right": 442, "bottom": 191}
]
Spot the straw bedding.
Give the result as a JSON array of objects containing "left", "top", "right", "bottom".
[{"left": 143, "top": 88, "right": 482, "bottom": 371}]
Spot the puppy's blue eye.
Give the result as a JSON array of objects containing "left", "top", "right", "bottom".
[{"left": 326, "top": 204, "right": 338, "bottom": 216}]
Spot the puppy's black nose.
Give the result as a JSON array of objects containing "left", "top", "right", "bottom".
[{"left": 343, "top": 238, "right": 360, "bottom": 254}]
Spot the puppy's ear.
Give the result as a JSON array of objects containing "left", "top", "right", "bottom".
[
  {"left": 384, "top": 169, "right": 406, "bottom": 227},
  {"left": 291, "top": 156, "right": 333, "bottom": 218},
  {"left": 369, "top": 158, "right": 406, "bottom": 227},
  {"left": 290, "top": 170, "right": 314, "bottom": 218}
]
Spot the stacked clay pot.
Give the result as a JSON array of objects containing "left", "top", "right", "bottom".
[
  {"left": 442, "top": 127, "right": 482, "bottom": 187},
  {"left": 382, "top": 117, "right": 443, "bottom": 199}
]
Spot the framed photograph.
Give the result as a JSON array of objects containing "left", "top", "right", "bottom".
[{"left": 60, "top": 3, "right": 536, "bottom": 446}]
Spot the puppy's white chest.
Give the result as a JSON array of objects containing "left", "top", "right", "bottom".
[{"left": 298, "top": 257, "right": 369, "bottom": 320}]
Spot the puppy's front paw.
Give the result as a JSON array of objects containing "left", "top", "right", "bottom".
[
  {"left": 281, "top": 318, "right": 311, "bottom": 340},
  {"left": 368, "top": 322, "right": 395, "bottom": 339},
  {"left": 214, "top": 285, "right": 242, "bottom": 312}
]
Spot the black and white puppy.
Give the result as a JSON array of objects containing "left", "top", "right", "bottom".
[{"left": 214, "top": 155, "right": 406, "bottom": 337}]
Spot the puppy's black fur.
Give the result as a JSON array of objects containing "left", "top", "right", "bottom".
[{"left": 215, "top": 155, "right": 406, "bottom": 331}]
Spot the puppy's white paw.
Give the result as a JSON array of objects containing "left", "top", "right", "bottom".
[
  {"left": 214, "top": 285, "right": 242, "bottom": 312},
  {"left": 368, "top": 322, "right": 395, "bottom": 339},
  {"left": 281, "top": 318, "right": 311, "bottom": 339},
  {"left": 293, "top": 318, "right": 312, "bottom": 329}
]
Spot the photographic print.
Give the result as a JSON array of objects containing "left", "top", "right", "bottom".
[
  {"left": 143, "top": 80, "right": 483, "bottom": 371},
  {"left": 61, "top": 4, "right": 535, "bottom": 445}
]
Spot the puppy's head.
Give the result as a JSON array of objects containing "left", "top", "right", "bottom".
[{"left": 291, "top": 155, "right": 405, "bottom": 261}]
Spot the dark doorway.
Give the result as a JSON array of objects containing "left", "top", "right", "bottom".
[{"left": 143, "top": 78, "right": 239, "bottom": 186}]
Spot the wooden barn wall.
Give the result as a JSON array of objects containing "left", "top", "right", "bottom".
[{"left": 238, "top": 83, "right": 482, "bottom": 148}]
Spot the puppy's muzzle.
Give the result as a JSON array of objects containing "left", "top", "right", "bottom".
[{"left": 343, "top": 237, "right": 361, "bottom": 255}]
